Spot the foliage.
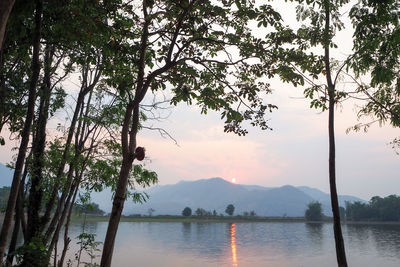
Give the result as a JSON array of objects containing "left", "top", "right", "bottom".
[
  {"left": 346, "top": 195, "right": 400, "bottom": 222},
  {"left": 349, "top": 0, "right": 400, "bottom": 130},
  {"left": 182, "top": 207, "right": 192, "bottom": 217},
  {"left": 243, "top": 210, "right": 257, "bottom": 217},
  {"left": 15, "top": 236, "right": 49, "bottom": 266},
  {"left": 74, "top": 233, "right": 102, "bottom": 267},
  {"left": 225, "top": 204, "right": 235, "bottom": 216},
  {"left": 195, "top": 208, "right": 210, "bottom": 217},
  {"left": 305, "top": 201, "right": 323, "bottom": 221}
]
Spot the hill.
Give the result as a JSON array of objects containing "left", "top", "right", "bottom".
[
  {"left": 0, "top": 166, "right": 366, "bottom": 217},
  {"left": 121, "top": 177, "right": 365, "bottom": 217},
  {"left": 0, "top": 163, "right": 13, "bottom": 187}
]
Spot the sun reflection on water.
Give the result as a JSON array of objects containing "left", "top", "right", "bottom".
[{"left": 231, "top": 223, "right": 238, "bottom": 266}]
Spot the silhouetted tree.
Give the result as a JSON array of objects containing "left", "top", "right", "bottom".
[
  {"left": 148, "top": 208, "right": 155, "bottom": 217},
  {"left": 195, "top": 208, "right": 207, "bottom": 217},
  {"left": 182, "top": 207, "right": 192, "bottom": 217},
  {"left": 225, "top": 204, "right": 235, "bottom": 216},
  {"left": 305, "top": 202, "right": 323, "bottom": 221},
  {"left": 346, "top": 195, "right": 400, "bottom": 222}
]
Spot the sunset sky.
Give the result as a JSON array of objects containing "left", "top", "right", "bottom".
[
  {"left": 135, "top": 82, "right": 399, "bottom": 201},
  {"left": 1, "top": 1, "right": 399, "bottom": 201}
]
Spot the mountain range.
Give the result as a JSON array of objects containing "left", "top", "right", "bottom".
[
  {"left": 0, "top": 163, "right": 365, "bottom": 217},
  {"left": 0, "top": 163, "right": 13, "bottom": 187},
  {"left": 120, "top": 177, "right": 364, "bottom": 217}
]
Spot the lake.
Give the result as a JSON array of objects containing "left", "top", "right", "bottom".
[{"left": 62, "top": 221, "right": 400, "bottom": 266}]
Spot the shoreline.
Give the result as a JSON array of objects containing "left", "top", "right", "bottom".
[{"left": 71, "top": 214, "right": 400, "bottom": 225}]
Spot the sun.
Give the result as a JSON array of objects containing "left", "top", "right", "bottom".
[{"left": 231, "top": 178, "right": 236, "bottom": 183}]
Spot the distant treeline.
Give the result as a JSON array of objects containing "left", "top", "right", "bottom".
[
  {"left": 74, "top": 202, "right": 105, "bottom": 216},
  {"left": 346, "top": 195, "right": 400, "bottom": 222}
]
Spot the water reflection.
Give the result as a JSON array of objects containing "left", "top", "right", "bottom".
[
  {"left": 230, "top": 223, "right": 238, "bottom": 266},
  {"left": 182, "top": 222, "right": 191, "bottom": 241},
  {"left": 306, "top": 222, "right": 323, "bottom": 247},
  {"left": 59, "top": 221, "right": 400, "bottom": 266}
]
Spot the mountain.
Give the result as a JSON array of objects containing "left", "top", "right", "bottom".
[
  {"left": 0, "top": 166, "right": 366, "bottom": 217},
  {"left": 122, "top": 177, "right": 366, "bottom": 217},
  {"left": 0, "top": 163, "right": 13, "bottom": 187}
]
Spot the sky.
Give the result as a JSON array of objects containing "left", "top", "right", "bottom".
[
  {"left": 133, "top": 1, "right": 400, "bottom": 201},
  {"left": 0, "top": 1, "right": 399, "bottom": 201}
]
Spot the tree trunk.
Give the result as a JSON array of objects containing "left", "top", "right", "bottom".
[
  {"left": 5, "top": 205, "right": 20, "bottom": 266},
  {"left": 100, "top": 156, "right": 134, "bottom": 267},
  {"left": 44, "top": 161, "right": 76, "bottom": 244},
  {"left": 58, "top": 177, "right": 78, "bottom": 267},
  {"left": 101, "top": 3, "right": 149, "bottom": 264},
  {"left": 40, "top": 92, "right": 85, "bottom": 227},
  {"left": 100, "top": 103, "right": 137, "bottom": 267},
  {"left": 328, "top": 94, "right": 348, "bottom": 267},
  {"left": 41, "top": 69, "right": 100, "bottom": 227},
  {"left": 0, "top": 0, "right": 15, "bottom": 52},
  {"left": 323, "top": 1, "right": 347, "bottom": 266},
  {"left": 0, "top": 0, "right": 42, "bottom": 261},
  {"left": 27, "top": 44, "right": 53, "bottom": 242},
  {"left": 48, "top": 179, "right": 76, "bottom": 255}
]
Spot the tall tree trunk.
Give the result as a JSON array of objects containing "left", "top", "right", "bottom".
[
  {"left": 17, "top": 169, "right": 27, "bottom": 239},
  {"left": 41, "top": 67, "right": 100, "bottom": 227},
  {"left": 57, "top": 175, "right": 78, "bottom": 267},
  {"left": 328, "top": 92, "right": 347, "bottom": 267},
  {"left": 0, "top": 0, "right": 15, "bottom": 52},
  {"left": 44, "top": 87, "right": 93, "bottom": 242},
  {"left": 101, "top": 2, "right": 154, "bottom": 264},
  {"left": 47, "top": 179, "right": 76, "bottom": 255},
  {"left": 5, "top": 205, "right": 20, "bottom": 267},
  {"left": 100, "top": 103, "right": 137, "bottom": 267},
  {"left": 0, "top": 0, "right": 42, "bottom": 261},
  {"left": 0, "top": 46, "right": 6, "bottom": 133},
  {"left": 6, "top": 164, "right": 28, "bottom": 265},
  {"left": 323, "top": 1, "right": 347, "bottom": 266},
  {"left": 27, "top": 44, "right": 53, "bottom": 242}
]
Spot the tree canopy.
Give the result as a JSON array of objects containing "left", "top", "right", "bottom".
[
  {"left": 225, "top": 204, "right": 235, "bottom": 216},
  {"left": 305, "top": 201, "right": 323, "bottom": 221}
]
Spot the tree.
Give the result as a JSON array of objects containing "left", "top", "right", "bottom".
[
  {"left": 0, "top": 0, "right": 15, "bottom": 53},
  {"left": 349, "top": 1, "right": 400, "bottom": 140},
  {"left": 195, "top": 208, "right": 207, "bottom": 217},
  {"left": 0, "top": 1, "right": 159, "bottom": 265},
  {"left": 225, "top": 204, "right": 235, "bottom": 216},
  {"left": 265, "top": 1, "right": 351, "bottom": 265},
  {"left": 182, "top": 207, "right": 192, "bottom": 217},
  {"left": 346, "top": 195, "right": 400, "bottom": 222},
  {"left": 305, "top": 202, "right": 323, "bottom": 221},
  {"left": 100, "top": 1, "right": 282, "bottom": 266},
  {"left": 0, "top": 0, "right": 43, "bottom": 260},
  {"left": 148, "top": 208, "right": 155, "bottom": 217}
]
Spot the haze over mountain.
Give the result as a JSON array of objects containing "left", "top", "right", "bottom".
[
  {"left": 0, "top": 163, "right": 365, "bottom": 217},
  {"left": 120, "top": 177, "right": 364, "bottom": 216},
  {"left": 0, "top": 163, "right": 13, "bottom": 187}
]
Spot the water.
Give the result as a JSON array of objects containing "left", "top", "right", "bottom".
[{"left": 62, "top": 221, "right": 400, "bottom": 266}]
